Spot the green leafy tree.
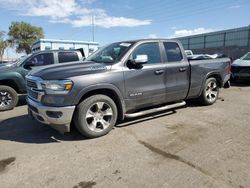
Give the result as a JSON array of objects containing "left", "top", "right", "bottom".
[
  {"left": 0, "top": 31, "right": 8, "bottom": 62},
  {"left": 8, "top": 21, "right": 44, "bottom": 54}
]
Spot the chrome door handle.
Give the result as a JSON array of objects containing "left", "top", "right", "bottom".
[
  {"left": 154, "top": 70, "right": 164, "bottom": 75},
  {"left": 179, "top": 67, "right": 187, "bottom": 72}
]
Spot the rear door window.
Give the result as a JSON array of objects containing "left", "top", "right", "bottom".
[
  {"left": 58, "top": 52, "right": 79, "bottom": 63},
  {"left": 29, "top": 53, "right": 54, "bottom": 66},
  {"left": 163, "top": 42, "right": 183, "bottom": 62}
]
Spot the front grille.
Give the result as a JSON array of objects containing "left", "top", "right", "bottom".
[
  {"left": 231, "top": 66, "right": 250, "bottom": 74},
  {"left": 28, "top": 89, "right": 39, "bottom": 100},
  {"left": 27, "top": 80, "right": 37, "bottom": 88},
  {"left": 239, "top": 68, "right": 250, "bottom": 74},
  {"left": 26, "top": 76, "right": 44, "bottom": 102}
]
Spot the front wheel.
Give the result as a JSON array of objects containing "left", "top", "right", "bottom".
[
  {"left": 0, "top": 85, "right": 19, "bottom": 111},
  {"left": 74, "top": 95, "right": 118, "bottom": 138},
  {"left": 199, "top": 78, "right": 220, "bottom": 105}
]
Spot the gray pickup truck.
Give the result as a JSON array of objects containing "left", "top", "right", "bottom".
[{"left": 26, "top": 39, "right": 231, "bottom": 138}]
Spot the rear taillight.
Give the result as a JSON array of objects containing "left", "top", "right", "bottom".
[
  {"left": 228, "top": 63, "right": 231, "bottom": 73},
  {"left": 226, "top": 60, "right": 232, "bottom": 74}
]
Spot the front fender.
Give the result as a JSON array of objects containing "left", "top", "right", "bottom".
[
  {"left": 73, "top": 83, "right": 126, "bottom": 119},
  {"left": 0, "top": 72, "right": 26, "bottom": 93}
]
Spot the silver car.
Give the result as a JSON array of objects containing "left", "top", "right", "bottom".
[{"left": 231, "top": 52, "right": 250, "bottom": 81}]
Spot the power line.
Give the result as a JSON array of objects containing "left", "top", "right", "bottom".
[
  {"left": 120, "top": 0, "right": 248, "bottom": 22},
  {"left": 154, "top": 1, "right": 250, "bottom": 24}
]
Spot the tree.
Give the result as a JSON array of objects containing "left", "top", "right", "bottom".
[
  {"left": 8, "top": 21, "right": 44, "bottom": 54},
  {"left": 0, "top": 31, "right": 8, "bottom": 62}
]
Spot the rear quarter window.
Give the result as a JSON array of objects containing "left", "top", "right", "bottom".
[
  {"left": 58, "top": 52, "right": 79, "bottom": 63},
  {"left": 164, "top": 42, "right": 183, "bottom": 62}
]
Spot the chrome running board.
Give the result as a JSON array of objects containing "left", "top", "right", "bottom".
[{"left": 125, "top": 101, "right": 186, "bottom": 118}]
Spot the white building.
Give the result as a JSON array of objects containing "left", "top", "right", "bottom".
[{"left": 32, "top": 39, "right": 99, "bottom": 57}]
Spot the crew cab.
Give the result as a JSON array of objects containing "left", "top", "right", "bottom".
[
  {"left": 26, "top": 39, "right": 231, "bottom": 138},
  {"left": 0, "top": 49, "right": 84, "bottom": 111}
]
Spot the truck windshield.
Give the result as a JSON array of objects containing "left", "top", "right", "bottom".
[
  {"left": 241, "top": 52, "right": 250, "bottom": 60},
  {"left": 16, "top": 54, "right": 32, "bottom": 66},
  {"left": 86, "top": 42, "right": 134, "bottom": 64}
]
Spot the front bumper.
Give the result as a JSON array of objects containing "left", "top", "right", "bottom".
[
  {"left": 232, "top": 72, "right": 250, "bottom": 79},
  {"left": 27, "top": 97, "right": 75, "bottom": 133}
]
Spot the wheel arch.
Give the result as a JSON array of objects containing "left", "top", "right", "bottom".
[
  {"left": 0, "top": 79, "right": 20, "bottom": 93},
  {"left": 199, "top": 72, "right": 223, "bottom": 96},
  {"left": 74, "top": 84, "right": 126, "bottom": 121}
]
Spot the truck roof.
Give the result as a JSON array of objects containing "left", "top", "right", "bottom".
[
  {"left": 120, "top": 38, "right": 179, "bottom": 43},
  {"left": 32, "top": 49, "right": 82, "bottom": 53}
]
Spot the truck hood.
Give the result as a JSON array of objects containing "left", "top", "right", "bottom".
[
  {"left": 29, "top": 61, "right": 111, "bottom": 80},
  {"left": 232, "top": 59, "right": 250, "bottom": 67}
]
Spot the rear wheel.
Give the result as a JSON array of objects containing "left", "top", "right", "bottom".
[
  {"left": 199, "top": 78, "right": 219, "bottom": 105},
  {"left": 0, "top": 85, "right": 18, "bottom": 111},
  {"left": 74, "top": 95, "right": 118, "bottom": 138}
]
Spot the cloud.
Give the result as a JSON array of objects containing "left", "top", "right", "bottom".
[
  {"left": 228, "top": 5, "right": 241, "bottom": 9},
  {"left": 0, "top": 0, "right": 151, "bottom": 28},
  {"left": 71, "top": 16, "right": 151, "bottom": 28},
  {"left": 170, "top": 27, "right": 214, "bottom": 38},
  {"left": 0, "top": 0, "right": 79, "bottom": 18}
]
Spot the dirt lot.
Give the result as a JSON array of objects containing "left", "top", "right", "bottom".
[{"left": 0, "top": 83, "right": 250, "bottom": 188}]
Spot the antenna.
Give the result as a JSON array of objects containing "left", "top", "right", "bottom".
[{"left": 92, "top": 15, "right": 95, "bottom": 42}]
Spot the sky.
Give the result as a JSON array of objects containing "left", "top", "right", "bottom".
[{"left": 0, "top": 0, "right": 250, "bottom": 58}]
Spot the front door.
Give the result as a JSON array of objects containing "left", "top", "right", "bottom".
[
  {"left": 123, "top": 42, "right": 166, "bottom": 111},
  {"left": 19, "top": 52, "right": 55, "bottom": 79}
]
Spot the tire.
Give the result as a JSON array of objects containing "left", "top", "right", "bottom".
[
  {"left": 199, "top": 77, "right": 220, "bottom": 105},
  {"left": 0, "top": 85, "right": 19, "bottom": 111},
  {"left": 74, "top": 94, "right": 118, "bottom": 138}
]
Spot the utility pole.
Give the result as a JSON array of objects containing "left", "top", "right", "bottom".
[
  {"left": 6, "top": 48, "right": 8, "bottom": 61},
  {"left": 92, "top": 15, "right": 95, "bottom": 42}
]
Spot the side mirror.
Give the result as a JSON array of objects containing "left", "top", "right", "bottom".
[
  {"left": 132, "top": 54, "right": 148, "bottom": 65},
  {"left": 23, "top": 61, "right": 33, "bottom": 69}
]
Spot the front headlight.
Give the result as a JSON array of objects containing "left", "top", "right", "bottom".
[{"left": 41, "top": 80, "right": 73, "bottom": 94}]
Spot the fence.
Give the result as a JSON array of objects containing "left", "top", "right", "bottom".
[{"left": 176, "top": 26, "right": 250, "bottom": 60}]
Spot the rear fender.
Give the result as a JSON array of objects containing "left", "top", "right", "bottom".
[{"left": 198, "top": 72, "right": 223, "bottom": 96}]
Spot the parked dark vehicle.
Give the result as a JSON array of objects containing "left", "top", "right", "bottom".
[
  {"left": 231, "top": 52, "right": 250, "bottom": 81},
  {"left": 0, "top": 50, "right": 84, "bottom": 111},
  {"left": 26, "top": 39, "right": 231, "bottom": 138}
]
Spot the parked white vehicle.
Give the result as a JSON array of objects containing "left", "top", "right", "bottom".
[{"left": 231, "top": 52, "right": 250, "bottom": 81}]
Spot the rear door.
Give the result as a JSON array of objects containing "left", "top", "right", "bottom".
[
  {"left": 123, "top": 42, "right": 167, "bottom": 110},
  {"left": 162, "top": 42, "right": 190, "bottom": 102}
]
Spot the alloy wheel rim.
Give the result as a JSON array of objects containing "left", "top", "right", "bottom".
[
  {"left": 85, "top": 102, "right": 113, "bottom": 133},
  {"left": 205, "top": 81, "right": 218, "bottom": 102},
  {"left": 0, "top": 91, "right": 12, "bottom": 107}
]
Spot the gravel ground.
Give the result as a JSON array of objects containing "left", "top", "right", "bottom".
[{"left": 0, "top": 83, "right": 250, "bottom": 188}]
